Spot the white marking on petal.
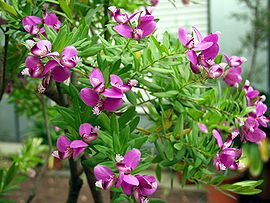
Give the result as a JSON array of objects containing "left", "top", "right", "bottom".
[
  {"left": 95, "top": 180, "right": 103, "bottom": 189},
  {"left": 115, "top": 154, "right": 124, "bottom": 163},
  {"left": 21, "top": 68, "right": 30, "bottom": 76}
]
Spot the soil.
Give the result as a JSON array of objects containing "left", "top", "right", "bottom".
[{"left": 6, "top": 172, "right": 207, "bottom": 203}]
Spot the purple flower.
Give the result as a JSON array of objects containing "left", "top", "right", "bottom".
[
  {"left": 22, "top": 16, "right": 42, "bottom": 35},
  {"left": 178, "top": 27, "right": 194, "bottom": 49},
  {"left": 22, "top": 56, "right": 44, "bottom": 78},
  {"left": 113, "top": 9, "right": 156, "bottom": 40},
  {"left": 207, "top": 63, "right": 225, "bottom": 79},
  {"left": 22, "top": 11, "right": 61, "bottom": 36},
  {"left": 80, "top": 68, "right": 136, "bottom": 115},
  {"left": 59, "top": 46, "right": 79, "bottom": 68},
  {"left": 151, "top": 0, "right": 159, "bottom": 6},
  {"left": 254, "top": 101, "right": 270, "bottom": 127},
  {"left": 134, "top": 175, "right": 158, "bottom": 203},
  {"left": 242, "top": 116, "right": 266, "bottom": 143},
  {"left": 52, "top": 135, "right": 88, "bottom": 160},
  {"left": 122, "top": 174, "right": 158, "bottom": 203},
  {"left": 212, "top": 129, "right": 242, "bottom": 170},
  {"left": 43, "top": 12, "right": 61, "bottom": 31},
  {"left": 180, "top": 27, "right": 220, "bottom": 74},
  {"left": 224, "top": 54, "right": 247, "bottom": 67},
  {"left": 198, "top": 123, "right": 208, "bottom": 133},
  {"left": 79, "top": 123, "right": 99, "bottom": 143},
  {"left": 115, "top": 149, "right": 141, "bottom": 189},
  {"left": 223, "top": 66, "right": 242, "bottom": 87},
  {"left": 243, "top": 80, "right": 260, "bottom": 106},
  {"left": 30, "top": 40, "right": 59, "bottom": 58},
  {"left": 94, "top": 165, "right": 117, "bottom": 190}
]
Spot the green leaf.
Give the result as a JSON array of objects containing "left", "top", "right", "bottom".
[
  {"left": 153, "top": 90, "right": 178, "bottom": 98},
  {"left": 58, "top": 0, "right": 72, "bottom": 19},
  {"left": 111, "top": 114, "right": 120, "bottom": 153},
  {"left": 97, "top": 112, "right": 111, "bottom": 131},
  {"left": 3, "top": 163, "right": 17, "bottom": 188},
  {"left": 125, "top": 91, "right": 137, "bottom": 105},
  {"left": 44, "top": 24, "right": 57, "bottom": 42},
  {"left": 119, "top": 106, "right": 136, "bottom": 127},
  {"left": 129, "top": 116, "right": 140, "bottom": 132},
  {"left": 164, "top": 140, "right": 174, "bottom": 161},
  {"left": 214, "top": 54, "right": 223, "bottom": 64},
  {"left": 78, "top": 45, "right": 102, "bottom": 57},
  {"left": 0, "top": 0, "right": 18, "bottom": 17},
  {"left": 119, "top": 126, "right": 130, "bottom": 153},
  {"left": 155, "top": 164, "right": 162, "bottom": 182},
  {"left": 173, "top": 114, "right": 183, "bottom": 138}
]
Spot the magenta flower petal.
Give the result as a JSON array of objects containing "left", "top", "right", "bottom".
[
  {"left": 110, "top": 74, "right": 123, "bottom": 86},
  {"left": 25, "top": 56, "right": 44, "bottom": 78},
  {"left": 178, "top": 27, "right": 189, "bottom": 46},
  {"left": 31, "top": 40, "right": 52, "bottom": 57},
  {"left": 43, "top": 60, "right": 58, "bottom": 75},
  {"left": 201, "top": 43, "right": 219, "bottom": 60},
  {"left": 79, "top": 123, "right": 93, "bottom": 137},
  {"left": 256, "top": 101, "right": 267, "bottom": 117},
  {"left": 102, "top": 88, "right": 123, "bottom": 98},
  {"left": 137, "top": 20, "right": 156, "bottom": 38},
  {"left": 90, "top": 68, "right": 105, "bottom": 89},
  {"left": 224, "top": 66, "right": 242, "bottom": 87},
  {"left": 51, "top": 66, "right": 71, "bottom": 82},
  {"left": 60, "top": 46, "right": 78, "bottom": 68},
  {"left": 22, "top": 16, "right": 42, "bottom": 35},
  {"left": 70, "top": 140, "right": 88, "bottom": 158},
  {"left": 80, "top": 88, "right": 99, "bottom": 107},
  {"left": 186, "top": 50, "right": 198, "bottom": 65},
  {"left": 212, "top": 129, "right": 223, "bottom": 148},
  {"left": 72, "top": 147, "right": 86, "bottom": 159},
  {"left": 123, "top": 174, "right": 139, "bottom": 186},
  {"left": 136, "top": 175, "right": 158, "bottom": 196},
  {"left": 122, "top": 149, "right": 141, "bottom": 170},
  {"left": 198, "top": 123, "right": 208, "bottom": 133},
  {"left": 57, "top": 135, "right": 71, "bottom": 152},
  {"left": 44, "top": 12, "right": 59, "bottom": 28},
  {"left": 193, "top": 41, "right": 213, "bottom": 51},
  {"left": 192, "top": 26, "right": 203, "bottom": 42},
  {"left": 121, "top": 181, "right": 134, "bottom": 195},
  {"left": 114, "top": 24, "right": 133, "bottom": 39},
  {"left": 103, "top": 98, "right": 123, "bottom": 112},
  {"left": 202, "top": 33, "right": 219, "bottom": 44},
  {"left": 94, "top": 165, "right": 114, "bottom": 180}
]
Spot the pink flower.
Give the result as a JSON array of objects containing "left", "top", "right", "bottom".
[
  {"left": 224, "top": 54, "right": 246, "bottom": 67},
  {"left": 212, "top": 130, "right": 242, "bottom": 170},
  {"left": 59, "top": 46, "right": 80, "bottom": 68},
  {"left": 243, "top": 80, "right": 260, "bottom": 106},
  {"left": 22, "top": 11, "right": 61, "bottom": 36},
  {"left": 80, "top": 68, "right": 136, "bottom": 115},
  {"left": 151, "top": 0, "right": 159, "bottom": 6},
  {"left": 241, "top": 116, "right": 266, "bottom": 143},
  {"left": 30, "top": 40, "right": 59, "bottom": 58},
  {"left": 52, "top": 135, "right": 88, "bottom": 160},
  {"left": 223, "top": 66, "right": 242, "bottom": 87},
  {"left": 94, "top": 165, "right": 117, "bottom": 190},
  {"left": 79, "top": 123, "right": 99, "bottom": 143},
  {"left": 198, "top": 123, "right": 208, "bottom": 133},
  {"left": 113, "top": 9, "right": 156, "bottom": 40}
]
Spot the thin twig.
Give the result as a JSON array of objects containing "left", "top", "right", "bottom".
[{"left": 0, "top": 28, "right": 9, "bottom": 101}]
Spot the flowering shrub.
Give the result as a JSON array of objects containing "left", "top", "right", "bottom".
[{"left": 0, "top": 0, "right": 267, "bottom": 202}]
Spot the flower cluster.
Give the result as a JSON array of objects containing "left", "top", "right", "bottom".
[
  {"left": 241, "top": 80, "right": 270, "bottom": 143},
  {"left": 110, "top": 7, "right": 156, "bottom": 40},
  {"left": 52, "top": 123, "right": 98, "bottom": 160},
  {"left": 94, "top": 149, "right": 158, "bottom": 203},
  {"left": 178, "top": 27, "right": 246, "bottom": 87},
  {"left": 22, "top": 40, "right": 79, "bottom": 92},
  {"left": 22, "top": 10, "right": 61, "bottom": 37},
  {"left": 80, "top": 68, "right": 137, "bottom": 115},
  {"left": 212, "top": 129, "right": 242, "bottom": 170}
]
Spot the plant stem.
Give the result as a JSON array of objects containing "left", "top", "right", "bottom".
[
  {"left": 0, "top": 28, "right": 9, "bottom": 101},
  {"left": 81, "top": 155, "right": 103, "bottom": 203},
  {"left": 66, "top": 159, "right": 83, "bottom": 203},
  {"left": 103, "top": 0, "right": 110, "bottom": 40}
]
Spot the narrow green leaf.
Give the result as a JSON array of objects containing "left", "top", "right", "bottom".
[
  {"left": 0, "top": 0, "right": 18, "bottom": 17},
  {"left": 58, "top": 0, "right": 72, "bottom": 19}
]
